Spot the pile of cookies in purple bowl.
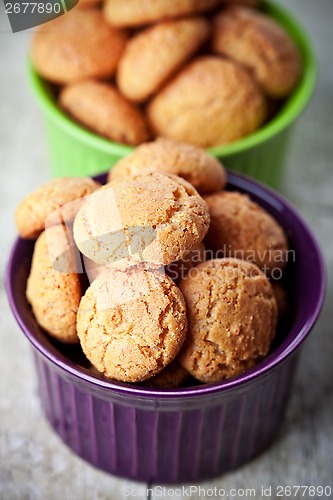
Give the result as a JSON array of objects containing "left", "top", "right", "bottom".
[{"left": 7, "top": 139, "right": 325, "bottom": 482}]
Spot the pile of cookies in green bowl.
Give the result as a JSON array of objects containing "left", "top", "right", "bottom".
[
  {"left": 29, "top": 0, "right": 315, "bottom": 186},
  {"left": 15, "top": 139, "right": 288, "bottom": 387}
]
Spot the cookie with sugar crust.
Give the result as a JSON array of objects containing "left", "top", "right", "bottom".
[
  {"left": 117, "top": 17, "right": 210, "bottom": 103},
  {"left": 77, "top": 266, "right": 187, "bottom": 382},
  {"left": 108, "top": 138, "right": 226, "bottom": 194},
  {"left": 73, "top": 172, "right": 210, "bottom": 268}
]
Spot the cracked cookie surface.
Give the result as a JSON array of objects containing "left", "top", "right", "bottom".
[
  {"left": 147, "top": 56, "right": 267, "bottom": 147},
  {"left": 73, "top": 172, "right": 210, "bottom": 267},
  {"left": 178, "top": 258, "right": 277, "bottom": 383},
  {"left": 77, "top": 266, "right": 187, "bottom": 382},
  {"left": 212, "top": 6, "right": 301, "bottom": 97},
  {"left": 108, "top": 138, "right": 226, "bottom": 194},
  {"left": 117, "top": 17, "right": 210, "bottom": 103},
  {"left": 26, "top": 226, "right": 81, "bottom": 344},
  {"left": 204, "top": 190, "right": 288, "bottom": 272},
  {"left": 15, "top": 177, "right": 101, "bottom": 239}
]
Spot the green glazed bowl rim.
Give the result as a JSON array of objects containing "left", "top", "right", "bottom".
[{"left": 28, "top": 0, "right": 317, "bottom": 158}]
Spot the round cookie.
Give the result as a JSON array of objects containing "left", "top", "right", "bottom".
[
  {"left": 59, "top": 80, "right": 151, "bottom": 146},
  {"left": 104, "top": 0, "right": 222, "bottom": 27},
  {"left": 26, "top": 226, "right": 81, "bottom": 344},
  {"left": 77, "top": 266, "right": 187, "bottom": 382},
  {"left": 142, "top": 358, "right": 189, "bottom": 388},
  {"left": 31, "top": 9, "right": 127, "bottom": 84},
  {"left": 167, "top": 242, "right": 206, "bottom": 284},
  {"left": 15, "top": 177, "right": 101, "bottom": 239},
  {"left": 108, "top": 138, "right": 226, "bottom": 194},
  {"left": 147, "top": 56, "right": 267, "bottom": 148},
  {"left": 84, "top": 242, "right": 206, "bottom": 284},
  {"left": 212, "top": 7, "right": 301, "bottom": 98},
  {"left": 73, "top": 172, "right": 210, "bottom": 267},
  {"left": 203, "top": 191, "right": 288, "bottom": 273},
  {"left": 179, "top": 258, "right": 277, "bottom": 383},
  {"left": 117, "top": 18, "right": 210, "bottom": 103}
]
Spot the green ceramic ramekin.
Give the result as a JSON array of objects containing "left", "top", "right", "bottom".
[{"left": 28, "top": 0, "right": 317, "bottom": 187}]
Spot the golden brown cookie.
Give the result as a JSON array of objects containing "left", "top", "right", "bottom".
[
  {"left": 166, "top": 242, "right": 206, "bottom": 283},
  {"left": 108, "top": 138, "right": 226, "bottom": 194},
  {"left": 73, "top": 172, "right": 210, "bottom": 267},
  {"left": 59, "top": 80, "right": 151, "bottom": 146},
  {"left": 142, "top": 358, "right": 189, "bottom": 388},
  {"left": 179, "top": 258, "right": 277, "bottom": 383},
  {"left": 77, "top": 266, "right": 187, "bottom": 382},
  {"left": 204, "top": 191, "right": 288, "bottom": 273},
  {"left": 15, "top": 177, "right": 101, "bottom": 239},
  {"left": 85, "top": 243, "right": 207, "bottom": 282},
  {"left": 147, "top": 56, "right": 267, "bottom": 147},
  {"left": 117, "top": 18, "right": 210, "bottom": 102},
  {"left": 104, "top": 0, "right": 222, "bottom": 27},
  {"left": 26, "top": 226, "right": 81, "bottom": 344},
  {"left": 31, "top": 9, "right": 127, "bottom": 84},
  {"left": 212, "top": 7, "right": 301, "bottom": 97}
]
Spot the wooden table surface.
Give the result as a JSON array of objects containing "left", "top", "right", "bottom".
[{"left": 1, "top": 0, "right": 332, "bottom": 498}]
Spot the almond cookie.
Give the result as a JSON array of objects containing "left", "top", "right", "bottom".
[
  {"left": 26, "top": 226, "right": 81, "bottom": 344},
  {"left": 147, "top": 56, "right": 267, "bottom": 148},
  {"left": 142, "top": 358, "right": 190, "bottom": 388},
  {"left": 212, "top": 7, "right": 301, "bottom": 97},
  {"left": 117, "top": 18, "right": 210, "bottom": 102},
  {"left": 104, "top": 0, "right": 222, "bottom": 27},
  {"left": 179, "top": 258, "right": 277, "bottom": 383},
  {"left": 77, "top": 266, "right": 187, "bottom": 382},
  {"left": 84, "top": 242, "right": 206, "bottom": 283},
  {"left": 74, "top": 172, "right": 210, "bottom": 267},
  {"left": 166, "top": 242, "right": 206, "bottom": 284},
  {"left": 204, "top": 191, "right": 288, "bottom": 273},
  {"left": 15, "top": 177, "right": 101, "bottom": 239},
  {"left": 31, "top": 9, "right": 127, "bottom": 84},
  {"left": 59, "top": 80, "right": 151, "bottom": 146},
  {"left": 108, "top": 138, "right": 226, "bottom": 194}
]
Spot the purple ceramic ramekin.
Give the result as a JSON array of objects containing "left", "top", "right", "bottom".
[{"left": 6, "top": 172, "right": 325, "bottom": 484}]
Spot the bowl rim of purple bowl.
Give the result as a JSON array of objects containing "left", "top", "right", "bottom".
[{"left": 6, "top": 171, "right": 326, "bottom": 399}]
